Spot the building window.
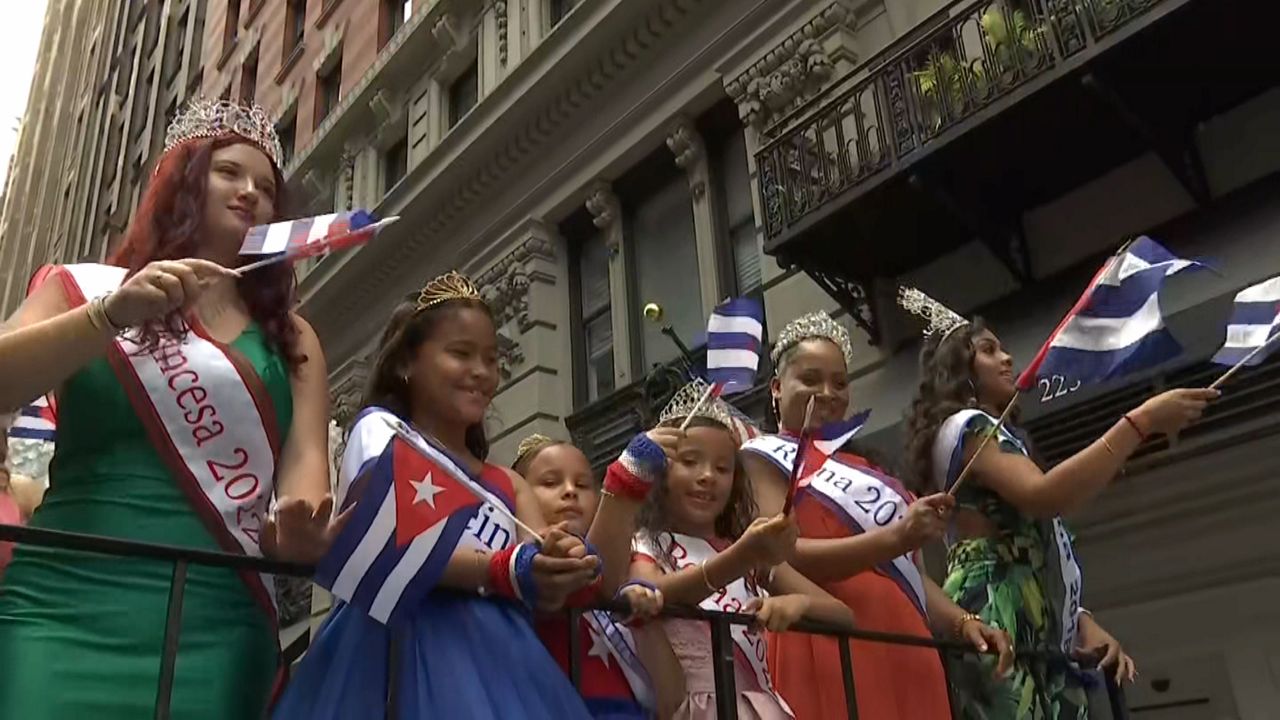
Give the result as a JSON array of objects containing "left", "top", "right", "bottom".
[
  {"left": 284, "top": 0, "right": 306, "bottom": 61},
  {"left": 577, "top": 234, "right": 614, "bottom": 402},
  {"left": 383, "top": 137, "right": 408, "bottom": 194},
  {"left": 447, "top": 60, "right": 478, "bottom": 128},
  {"left": 277, "top": 115, "right": 297, "bottom": 167},
  {"left": 380, "top": 0, "right": 412, "bottom": 48},
  {"left": 624, "top": 154, "right": 701, "bottom": 370},
  {"left": 222, "top": 0, "right": 241, "bottom": 54},
  {"left": 712, "top": 129, "right": 761, "bottom": 295},
  {"left": 549, "top": 0, "right": 576, "bottom": 28},
  {"left": 315, "top": 53, "right": 343, "bottom": 128},
  {"left": 239, "top": 46, "right": 259, "bottom": 104}
]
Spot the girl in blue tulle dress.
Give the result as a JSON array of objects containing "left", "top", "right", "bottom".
[{"left": 274, "top": 273, "right": 600, "bottom": 719}]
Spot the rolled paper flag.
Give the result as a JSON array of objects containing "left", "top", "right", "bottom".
[{"left": 237, "top": 210, "right": 398, "bottom": 272}]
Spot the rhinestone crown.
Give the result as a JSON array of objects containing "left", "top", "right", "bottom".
[
  {"left": 897, "top": 286, "right": 968, "bottom": 339},
  {"left": 163, "top": 98, "right": 284, "bottom": 168},
  {"left": 770, "top": 311, "right": 854, "bottom": 370}
]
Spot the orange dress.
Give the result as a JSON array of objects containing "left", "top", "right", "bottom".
[{"left": 766, "top": 454, "right": 952, "bottom": 720}]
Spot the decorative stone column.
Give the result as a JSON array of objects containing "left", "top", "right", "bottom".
[
  {"left": 585, "top": 181, "right": 632, "bottom": 388},
  {"left": 666, "top": 115, "right": 722, "bottom": 315}
]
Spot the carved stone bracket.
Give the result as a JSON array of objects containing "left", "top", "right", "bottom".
[
  {"left": 331, "top": 357, "right": 371, "bottom": 429},
  {"left": 665, "top": 116, "right": 706, "bottom": 199},
  {"left": 433, "top": 13, "right": 470, "bottom": 72},
  {"left": 495, "top": 1, "right": 509, "bottom": 66},
  {"left": 724, "top": 4, "right": 849, "bottom": 130},
  {"left": 474, "top": 235, "right": 557, "bottom": 379}
]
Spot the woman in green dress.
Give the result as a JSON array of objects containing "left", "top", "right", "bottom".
[
  {"left": 0, "top": 99, "right": 341, "bottom": 719},
  {"left": 901, "top": 293, "right": 1217, "bottom": 719}
]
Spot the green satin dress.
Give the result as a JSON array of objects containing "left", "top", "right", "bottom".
[{"left": 0, "top": 324, "right": 290, "bottom": 719}]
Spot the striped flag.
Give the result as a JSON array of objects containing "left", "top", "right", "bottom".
[
  {"left": 10, "top": 396, "right": 56, "bottom": 442},
  {"left": 783, "top": 409, "right": 871, "bottom": 513},
  {"left": 1016, "top": 236, "right": 1201, "bottom": 391},
  {"left": 706, "top": 298, "right": 764, "bottom": 394},
  {"left": 239, "top": 210, "right": 393, "bottom": 259},
  {"left": 1212, "top": 275, "right": 1280, "bottom": 367},
  {"left": 315, "top": 433, "right": 483, "bottom": 624}
]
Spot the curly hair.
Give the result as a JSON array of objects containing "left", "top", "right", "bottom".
[
  {"left": 903, "top": 317, "right": 1015, "bottom": 494},
  {"left": 637, "top": 416, "right": 758, "bottom": 570},
  {"left": 109, "top": 136, "right": 303, "bottom": 370},
  {"left": 363, "top": 294, "right": 495, "bottom": 461}
]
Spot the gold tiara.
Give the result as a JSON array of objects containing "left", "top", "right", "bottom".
[
  {"left": 513, "top": 433, "right": 558, "bottom": 471},
  {"left": 897, "top": 286, "right": 968, "bottom": 340},
  {"left": 417, "top": 271, "right": 483, "bottom": 310},
  {"left": 163, "top": 97, "right": 283, "bottom": 167}
]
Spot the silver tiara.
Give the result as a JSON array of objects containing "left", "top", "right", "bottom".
[
  {"left": 897, "top": 286, "right": 968, "bottom": 339},
  {"left": 770, "top": 311, "right": 854, "bottom": 369},
  {"left": 659, "top": 379, "right": 734, "bottom": 429},
  {"left": 164, "top": 98, "right": 283, "bottom": 167}
]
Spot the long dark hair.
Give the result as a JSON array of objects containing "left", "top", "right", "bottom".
[
  {"left": 903, "top": 317, "right": 1018, "bottom": 494},
  {"left": 363, "top": 295, "right": 494, "bottom": 461},
  {"left": 637, "top": 416, "right": 758, "bottom": 569},
  {"left": 109, "top": 136, "right": 302, "bottom": 370}
]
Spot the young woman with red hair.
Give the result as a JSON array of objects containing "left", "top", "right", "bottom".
[{"left": 0, "top": 99, "right": 342, "bottom": 719}]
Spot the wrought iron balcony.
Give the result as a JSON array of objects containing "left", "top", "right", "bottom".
[{"left": 755, "top": 0, "right": 1273, "bottom": 296}]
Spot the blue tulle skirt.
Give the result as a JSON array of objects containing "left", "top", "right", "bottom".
[
  {"left": 585, "top": 697, "right": 650, "bottom": 719},
  {"left": 274, "top": 592, "right": 594, "bottom": 719}
]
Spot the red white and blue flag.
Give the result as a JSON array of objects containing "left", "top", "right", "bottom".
[
  {"left": 1016, "top": 236, "right": 1201, "bottom": 391},
  {"left": 783, "top": 409, "right": 870, "bottom": 513},
  {"left": 1212, "top": 275, "right": 1280, "bottom": 367},
  {"left": 706, "top": 297, "right": 764, "bottom": 394},
  {"left": 239, "top": 210, "right": 395, "bottom": 260},
  {"left": 315, "top": 430, "right": 485, "bottom": 625},
  {"left": 11, "top": 395, "right": 56, "bottom": 442}
]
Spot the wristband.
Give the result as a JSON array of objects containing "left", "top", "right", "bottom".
[
  {"left": 486, "top": 543, "right": 540, "bottom": 609},
  {"left": 1121, "top": 413, "right": 1147, "bottom": 442},
  {"left": 604, "top": 433, "right": 667, "bottom": 501}
]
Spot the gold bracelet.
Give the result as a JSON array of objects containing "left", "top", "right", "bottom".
[
  {"left": 700, "top": 561, "right": 719, "bottom": 592},
  {"left": 1100, "top": 437, "right": 1116, "bottom": 456},
  {"left": 953, "top": 612, "right": 981, "bottom": 639}
]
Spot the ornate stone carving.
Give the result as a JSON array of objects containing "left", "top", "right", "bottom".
[
  {"left": 474, "top": 235, "right": 557, "bottom": 379},
  {"left": 338, "top": 146, "right": 358, "bottom": 211},
  {"left": 585, "top": 182, "right": 620, "bottom": 231},
  {"left": 495, "top": 1, "right": 509, "bottom": 66},
  {"left": 331, "top": 357, "right": 371, "bottom": 429},
  {"left": 666, "top": 116, "right": 706, "bottom": 199},
  {"left": 724, "top": 4, "right": 849, "bottom": 130}
]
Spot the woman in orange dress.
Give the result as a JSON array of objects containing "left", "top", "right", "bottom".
[{"left": 742, "top": 312, "right": 1012, "bottom": 719}]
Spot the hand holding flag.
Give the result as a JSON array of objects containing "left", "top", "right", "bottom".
[
  {"left": 237, "top": 210, "right": 399, "bottom": 273},
  {"left": 781, "top": 404, "right": 870, "bottom": 514}
]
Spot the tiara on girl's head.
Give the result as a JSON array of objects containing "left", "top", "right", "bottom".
[
  {"left": 417, "top": 271, "right": 483, "bottom": 310},
  {"left": 513, "top": 433, "right": 558, "bottom": 471},
  {"left": 897, "top": 286, "right": 968, "bottom": 340},
  {"left": 770, "top": 311, "right": 855, "bottom": 370},
  {"left": 658, "top": 379, "right": 734, "bottom": 429},
  {"left": 163, "top": 97, "right": 284, "bottom": 167}
]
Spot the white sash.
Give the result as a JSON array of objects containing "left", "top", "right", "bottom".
[
  {"left": 582, "top": 610, "right": 656, "bottom": 711},
  {"left": 742, "top": 435, "right": 928, "bottom": 618},
  {"left": 932, "top": 409, "right": 1084, "bottom": 653},
  {"left": 635, "top": 532, "right": 793, "bottom": 716},
  {"left": 56, "top": 264, "right": 278, "bottom": 618}
]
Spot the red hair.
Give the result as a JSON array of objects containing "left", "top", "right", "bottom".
[{"left": 109, "top": 135, "right": 305, "bottom": 370}]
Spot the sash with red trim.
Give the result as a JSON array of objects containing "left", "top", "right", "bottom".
[{"left": 45, "top": 264, "right": 282, "bottom": 626}]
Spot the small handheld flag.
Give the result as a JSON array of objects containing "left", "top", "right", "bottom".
[
  {"left": 781, "top": 405, "right": 870, "bottom": 514},
  {"left": 237, "top": 211, "right": 399, "bottom": 272},
  {"left": 706, "top": 298, "right": 764, "bottom": 394},
  {"left": 10, "top": 396, "right": 56, "bottom": 442},
  {"left": 1210, "top": 275, "right": 1280, "bottom": 388},
  {"left": 314, "top": 434, "right": 483, "bottom": 624},
  {"left": 677, "top": 382, "right": 723, "bottom": 433},
  {"left": 1016, "top": 236, "right": 1200, "bottom": 392}
]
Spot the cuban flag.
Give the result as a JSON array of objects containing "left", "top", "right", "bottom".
[
  {"left": 706, "top": 298, "right": 764, "bottom": 394},
  {"left": 783, "top": 410, "right": 871, "bottom": 512},
  {"left": 239, "top": 210, "right": 396, "bottom": 260},
  {"left": 1212, "top": 275, "right": 1280, "bottom": 367},
  {"left": 315, "top": 433, "right": 483, "bottom": 625},
  {"left": 1016, "top": 236, "right": 1201, "bottom": 391},
  {"left": 10, "top": 396, "right": 56, "bottom": 442}
]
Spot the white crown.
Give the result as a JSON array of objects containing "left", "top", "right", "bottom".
[
  {"left": 164, "top": 98, "right": 283, "bottom": 167},
  {"left": 770, "top": 311, "right": 854, "bottom": 369},
  {"left": 897, "top": 286, "right": 968, "bottom": 339}
]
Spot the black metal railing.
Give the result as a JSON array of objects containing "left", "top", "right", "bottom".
[
  {"left": 755, "top": 0, "right": 1170, "bottom": 242},
  {"left": 0, "top": 522, "right": 1129, "bottom": 719}
]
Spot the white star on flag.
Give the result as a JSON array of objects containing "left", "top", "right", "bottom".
[
  {"left": 586, "top": 624, "right": 612, "bottom": 668},
  {"left": 410, "top": 473, "right": 445, "bottom": 508}
]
